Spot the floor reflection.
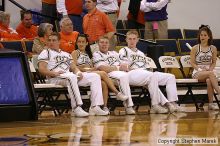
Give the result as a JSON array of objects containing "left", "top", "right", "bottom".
[{"left": 0, "top": 111, "right": 219, "bottom": 146}]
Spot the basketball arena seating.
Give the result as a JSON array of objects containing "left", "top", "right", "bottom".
[
  {"left": 1, "top": 28, "right": 220, "bottom": 114},
  {"left": 183, "top": 29, "right": 199, "bottom": 39},
  {"left": 29, "top": 55, "right": 151, "bottom": 116},
  {"left": 168, "top": 29, "right": 183, "bottom": 40}
]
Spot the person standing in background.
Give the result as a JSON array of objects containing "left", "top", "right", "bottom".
[
  {"left": 83, "top": 0, "right": 116, "bottom": 51},
  {"left": 140, "top": 0, "right": 170, "bottom": 40},
  {"left": 127, "top": 0, "right": 145, "bottom": 29},
  {"left": 56, "top": 0, "right": 84, "bottom": 33},
  {"left": 96, "top": 0, "right": 119, "bottom": 27},
  {"left": 41, "top": 0, "right": 57, "bottom": 27}
]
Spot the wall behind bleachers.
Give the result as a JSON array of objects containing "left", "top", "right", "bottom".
[{"left": 5, "top": 0, "right": 220, "bottom": 38}]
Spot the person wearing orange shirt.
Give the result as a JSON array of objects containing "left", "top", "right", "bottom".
[
  {"left": 41, "top": 0, "right": 57, "bottom": 26},
  {"left": 59, "top": 17, "right": 79, "bottom": 54},
  {"left": 16, "top": 10, "right": 38, "bottom": 40},
  {"left": 57, "top": 0, "right": 83, "bottom": 33},
  {"left": 0, "top": 11, "right": 21, "bottom": 41},
  {"left": 83, "top": 0, "right": 116, "bottom": 50}
]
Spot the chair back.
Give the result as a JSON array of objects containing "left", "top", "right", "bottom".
[
  {"left": 183, "top": 29, "right": 199, "bottom": 39},
  {"left": 168, "top": 29, "right": 183, "bottom": 40},
  {"left": 178, "top": 39, "right": 198, "bottom": 55},
  {"left": 156, "top": 39, "right": 179, "bottom": 56},
  {"left": 180, "top": 55, "right": 191, "bottom": 68},
  {"left": 159, "top": 56, "right": 180, "bottom": 69},
  {"left": 145, "top": 56, "right": 157, "bottom": 69}
]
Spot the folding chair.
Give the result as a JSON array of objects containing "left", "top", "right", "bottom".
[
  {"left": 1, "top": 41, "right": 25, "bottom": 52},
  {"left": 132, "top": 56, "right": 158, "bottom": 110},
  {"left": 178, "top": 39, "right": 198, "bottom": 55},
  {"left": 156, "top": 39, "right": 180, "bottom": 56},
  {"left": 183, "top": 29, "right": 199, "bottom": 39},
  {"left": 159, "top": 56, "right": 201, "bottom": 110},
  {"left": 29, "top": 60, "right": 70, "bottom": 116},
  {"left": 180, "top": 55, "right": 220, "bottom": 109},
  {"left": 168, "top": 29, "right": 183, "bottom": 40}
]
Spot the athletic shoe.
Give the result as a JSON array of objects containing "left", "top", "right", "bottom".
[
  {"left": 103, "top": 107, "right": 110, "bottom": 115},
  {"left": 125, "top": 107, "right": 136, "bottom": 115},
  {"left": 166, "top": 103, "right": 176, "bottom": 113},
  {"left": 150, "top": 104, "right": 168, "bottom": 114},
  {"left": 72, "top": 106, "right": 89, "bottom": 117},
  {"left": 116, "top": 92, "right": 128, "bottom": 101},
  {"left": 208, "top": 103, "right": 219, "bottom": 110},
  {"left": 89, "top": 106, "right": 109, "bottom": 116},
  {"left": 172, "top": 103, "right": 185, "bottom": 112}
]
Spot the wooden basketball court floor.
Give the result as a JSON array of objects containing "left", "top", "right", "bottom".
[{"left": 0, "top": 106, "right": 219, "bottom": 146}]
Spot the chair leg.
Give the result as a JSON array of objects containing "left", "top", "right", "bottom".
[
  {"left": 186, "top": 86, "right": 200, "bottom": 111},
  {"left": 214, "top": 94, "right": 220, "bottom": 108}
]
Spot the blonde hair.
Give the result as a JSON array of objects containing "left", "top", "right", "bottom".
[
  {"left": 0, "top": 11, "right": 10, "bottom": 24},
  {"left": 126, "top": 30, "right": 139, "bottom": 38}
]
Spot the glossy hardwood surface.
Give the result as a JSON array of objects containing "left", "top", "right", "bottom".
[{"left": 0, "top": 106, "right": 219, "bottom": 146}]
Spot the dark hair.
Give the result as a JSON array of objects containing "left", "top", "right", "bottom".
[
  {"left": 75, "top": 34, "right": 93, "bottom": 59},
  {"left": 197, "top": 24, "right": 213, "bottom": 45},
  {"left": 48, "top": 32, "right": 61, "bottom": 40},
  {"left": 20, "top": 10, "right": 32, "bottom": 20}
]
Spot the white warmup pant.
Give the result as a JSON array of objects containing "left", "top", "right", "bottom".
[
  {"left": 149, "top": 72, "right": 178, "bottom": 105},
  {"left": 48, "top": 72, "right": 104, "bottom": 109},
  {"left": 127, "top": 69, "right": 178, "bottom": 106},
  {"left": 108, "top": 71, "right": 134, "bottom": 107}
]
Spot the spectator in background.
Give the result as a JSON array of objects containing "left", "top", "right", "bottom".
[
  {"left": 16, "top": 10, "right": 38, "bottom": 40},
  {"left": 96, "top": 0, "right": 119, "bottom": 27},
  {"left": 0, "top": 11, "right": 21, "bottom": 40},
  {"left": 83, "top": 0, "right": 116, "bottom": 50},
  {"left": 190, "top": 25, "right": 219, "bottom": 110},
  {"left": 41, "top": 0, "right": 57, "bottom": 27},
  {"left": 32, "top": 23, "right": 53, "bottom": 54},
  {"left": 59, "top": 17, "right": 79, "bottom": 54},
  {"left": 56, "top": 0, "right": 84, "bottom": 33},
  {"left": 127, "top": 0, "right": 145, "bottom": 29},
  {"left": 140, "top": 0, "right": 170, "bottom": 40}
]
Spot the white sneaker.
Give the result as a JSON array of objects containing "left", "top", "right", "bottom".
[
  {"left": 89, "top": 106, "right": 109, "bottom": 116},
  {"left": 116, "top": 92, "right": 128, "bottom": 101},
  {"left": 103, "top": 107, "right": 110, "bottom": 115},
  {"left": 208, "top": 103, "right": 219, "bottom": 110},
  {"left": 166, "top": 103, "right": 176, "bottom": 113},
  {"left": 172, "top": 103, "right": 185, "bottom": 112},
  {"left": 125, "top": 107, "right": 136, "bottom": 115},
  {"left": 72, "top": 106, "right": 89, "bottom": 117},
  {"left": 150, "top": 104, "right": 168, "bottom": 114}
]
